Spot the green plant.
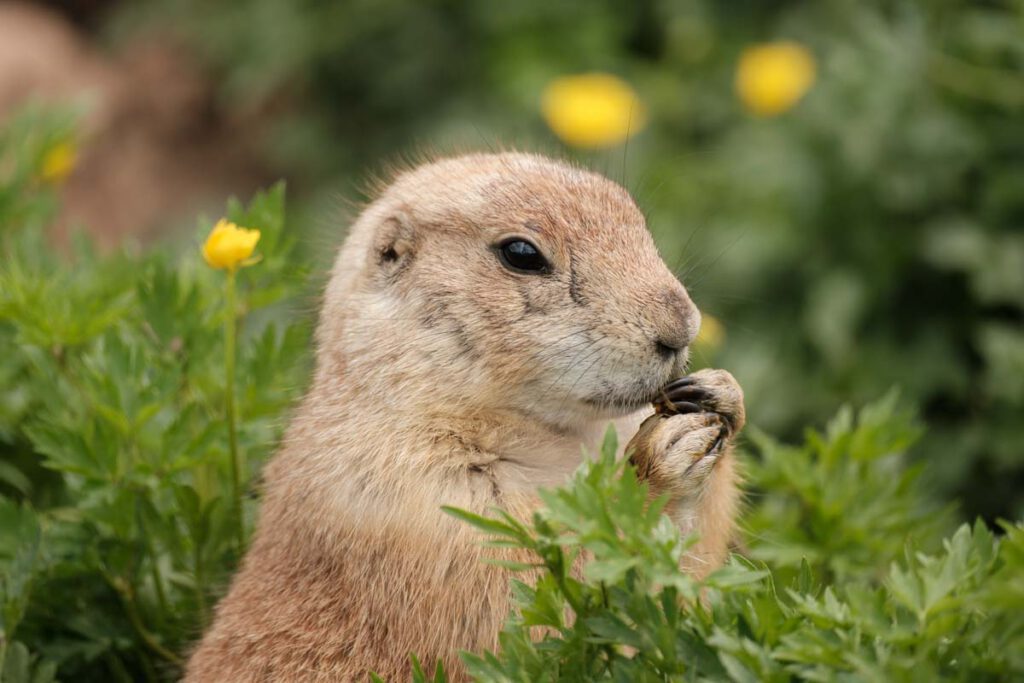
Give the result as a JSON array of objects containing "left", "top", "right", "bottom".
[
  {"left": 742, "top": 392, "right": 947, "bottom": 583},
  {"left": 0, "top": 110, "right": 312, "bottom": 680},
  {"left": 446, "top": 401, "right": 1024, "bottom": 682}
]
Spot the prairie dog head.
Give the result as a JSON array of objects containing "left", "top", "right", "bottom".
[{"left": 319, "top": 153, "right": 699, "bottom": 430}]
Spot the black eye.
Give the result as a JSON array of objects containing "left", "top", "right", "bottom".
[{"left": 497, "top": 239, "right": 549, "bottom": 274}]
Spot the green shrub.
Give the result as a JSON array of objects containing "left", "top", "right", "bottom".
[
  {"left": 445, "top": 406, "right": 1023, "bottom": 682},
  {"left": 0, "top": 110, "right": 312, "bottom": 681}
]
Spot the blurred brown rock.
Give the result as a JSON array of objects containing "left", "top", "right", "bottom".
[{"left": 0, "top": 1, "right": 267, "bottom": 245}]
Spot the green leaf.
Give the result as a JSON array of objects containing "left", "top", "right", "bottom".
[
  {"left": 2, "top": 641, "right": 30, "bottom": 683},
  {"left": 585, "top": 615, "right": 645, "bottom": 650},
  {"left": 441, "top": 506, "right": 519, "bottom": 538}
]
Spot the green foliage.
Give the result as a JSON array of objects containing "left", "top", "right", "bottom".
[
  {"left": 0, "top": 112, "right": 312, "bottom": 680},
  {"left": 112, "top": 0, "right": 1024, "bottom": 523},
  {"left": 743, "top": 392, "right": 945, "bottom": 582},
  {"left": 446, "top": 403, "right": 1024, "bottom": 682},
  {"left": 4, "top": 0, "right": 1024, "bottom": 670}
]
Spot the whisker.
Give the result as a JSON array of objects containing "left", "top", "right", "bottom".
[
  {"left": 676, "top": 227, "right": 749, "bottom": 289},
  {"left": 532, "top": 342, "right": 606, "bottom": 411},
  {"left": 556, "top": 348, "right": 609, "bottom": 417}
]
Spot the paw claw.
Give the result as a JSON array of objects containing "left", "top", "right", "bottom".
[
  {"left": 663, "top": 376, "right": 696, "bottom": 393},
  {"left": 661, "top": 400, "right": 702, "bottom": 415},
  {"left": 654, "top": 369, "right": 745, "bottom": 433},
  {"left": 664, "top": 386, "right": 711, "bottom": 404}
]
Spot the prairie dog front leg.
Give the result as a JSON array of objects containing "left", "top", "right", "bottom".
[{"left": 626, "top": 369, "right": 744, "bottom": 578}]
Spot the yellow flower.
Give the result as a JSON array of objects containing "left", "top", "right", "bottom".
[
  {"left": 202, "top": 219, "right": 261, "bottom": 271},
  {"left": 40, "top": 141, "right": 78, "bottom": 184},
  {"left": 735, "top": 41, "right": 816, "bottom": 116},
  {"left": 695, "top": 313, "right": 725, "bottom": 351},
  {"left": 541, "top": 73, "right": 646, "bottom": 149}
]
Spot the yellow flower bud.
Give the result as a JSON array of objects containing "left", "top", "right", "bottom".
[
  {"left": 202, "top": 219, "right": 261, "bottom": 271},
  {"left": 695, "top": 313, "right": 726, "bottom": 351},
  {"left": 735, "top": 41, "right": 816, "bottom": 117},
  {"left": 541, "top": 73, "right": 646, "bottom": 149},
  {"left": 40, "top": 141, "right": 78, "bottom": 184}
]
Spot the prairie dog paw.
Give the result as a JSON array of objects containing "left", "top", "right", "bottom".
[
  {"left": 627, "top": 412, "right": 727, "bottom": 498},
  {"left": 656, "top": 369, "right": 745, "bottom": 434}
]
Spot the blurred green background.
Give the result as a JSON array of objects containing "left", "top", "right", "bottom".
[{"left": 10, "top": 0, "right": 1024, "bottom": 521}]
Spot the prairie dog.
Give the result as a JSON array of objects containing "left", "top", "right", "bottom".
[{"left": 186, "top": 153, "right": 743, "bottom": 681}]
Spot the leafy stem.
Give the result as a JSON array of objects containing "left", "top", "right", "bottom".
[
  {"left": 224, "top": 268, "right": 246, "bottom": 554},
  {"left": 107, "top": 575, "right": 183, "bottom": 668}
]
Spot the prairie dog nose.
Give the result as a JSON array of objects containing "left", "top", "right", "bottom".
[{"left": 653, "top": 287, "right": 700, "bottom": 358}]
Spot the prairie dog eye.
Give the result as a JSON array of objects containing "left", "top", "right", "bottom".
[{"left": 496, "top": 239, "right": 549, "bottom": 274}]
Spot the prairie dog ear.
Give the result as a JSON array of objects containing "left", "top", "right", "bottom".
[{"left": 370, "top": 212, "right": 416, "bottom": 280}]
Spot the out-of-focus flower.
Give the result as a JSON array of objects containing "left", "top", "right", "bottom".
[
  {"left": 39, "top": 141, "right": 78, "bottom": 184},
  {"left": 695, "top": 313, "right": 725, "bottom": 351},
  {"left": 202, "top": 219, "right": 261, "bottom": 271},
  {"left": 541, "top": 73, "right": 646, "bottom": 148},
  {"left": 735, "top": 41, "right": 816, "bottom": 116}
]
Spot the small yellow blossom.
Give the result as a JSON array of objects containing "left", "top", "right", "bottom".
[
  {"left": 40, "top": 141, "right": 78, "bottom": 184},
  {"left": 541, "top": 73, "right": 646, "bottom": 149},
  {"left": 735, "top": 41, "right": 816, "bottom": 116},
  {"left": 695, "top": 313, "right": 725, "bottom": 351},
  {"left": 202, "top": 219, "right": 261, "bottom": 271}
]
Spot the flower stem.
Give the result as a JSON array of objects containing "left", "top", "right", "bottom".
[{"left": 225, "top": 269, "right": 246, "bottom": 553}]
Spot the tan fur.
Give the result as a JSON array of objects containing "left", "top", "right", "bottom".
[{"left": 185, "top": 153, "right": 742, "bottom": 682}]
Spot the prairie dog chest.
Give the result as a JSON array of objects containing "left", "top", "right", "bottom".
[{"left": 450, "top": 411, "right": 648, "bottom": 496}]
